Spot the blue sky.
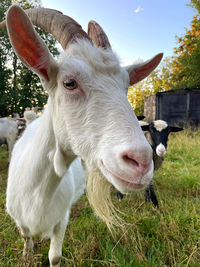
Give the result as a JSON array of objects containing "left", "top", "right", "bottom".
[{"left": 42, "top": 0, "right": 196, "bottom": 65}]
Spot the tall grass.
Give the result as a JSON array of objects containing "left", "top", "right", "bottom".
[{"left": 0, "top": 129, "right": 200, "bottom": 266}]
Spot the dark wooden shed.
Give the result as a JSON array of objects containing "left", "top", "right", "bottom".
[{"left": 144, "top": 89, "right": 200, "bottom": 127}]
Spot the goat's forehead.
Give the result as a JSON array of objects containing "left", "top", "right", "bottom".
[
  {"left": 58, "top": 57, "right": 91, "bottom": 78},
  {"left": 153, "top": 120, "right": 168, "bottom": 132},
  {"left": 58, "top": 40, "right": 128, "bottom": 80}
]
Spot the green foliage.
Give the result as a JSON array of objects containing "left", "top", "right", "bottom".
[
  {"left": 0, "top": 0, "right": 12, "bottom": 117},
  {"left": 0, "top": 0, "right": 59, "bottom": 116},
  {"left": 0, "top": 129, "right": 200, "bottom": 266},
  {"left": 13, "top": 0, "right": 41, "bottom": 9},
  {"left": 128, "top": 0, "right": 200, "bottom": 114},
  {"left": 153, "top": 1, "right": 200, "bottom": 90},
  {"left": 189, "top": 0, "right": 200, "bottom": 13},
  {"left": 127, "top": 58, "right": 173, "bottom": 114},
  {"left": 171, "top": 11, "right": 200, "bottom": 90}
]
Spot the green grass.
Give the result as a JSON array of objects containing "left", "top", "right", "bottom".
[{"left": 0, "top": 129, "right": 200, "bottom": 266}]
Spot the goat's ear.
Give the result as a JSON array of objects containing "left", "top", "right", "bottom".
[
  {"left": 140, "top": 125, "right": 149, "bottom": 131},
  {"left": 126, "top": 53, "right": 163, "bottom": 85},
  {"left": 6, "top": 5, "right": 57, "bottom": 81},
  {"left": 137, "top": 115, "right": 145, "bottom": 120},
  {"left": 169, "top": 126, "right": 184, "bottom": 132}
]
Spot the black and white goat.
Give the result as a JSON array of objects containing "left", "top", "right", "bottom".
[
  {"left": 142, "top": 120, "right": 183, "bottom": 205},
  {"left": 117, "top": 120, "right": 183, "bottom": 206},
  {"left": 141, "top": 120, "right": 183, "bottom": 169}
]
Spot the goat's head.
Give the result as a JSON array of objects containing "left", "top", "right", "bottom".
[
  {"left": 3, "top": 5, "right": 163, "bottom": 227},
  {"left": 141, "top": 120, "right": 183, "bottom": 157}
]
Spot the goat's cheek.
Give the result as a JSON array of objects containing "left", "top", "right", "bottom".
[{"left": 64, "top": 86, "right": 85, "bottom": 99}]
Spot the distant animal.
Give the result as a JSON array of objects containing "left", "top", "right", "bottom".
[
  {"left": 117, "top": 120, "right": 183, "bottom": 206},
  {"left": 23, "top": 109, "right": 38, "bottom": 126},
  {"left": 12, "top": 112, "right": 20, "bottom": 118},
  {"left": 16, "top": 109, "right": 38, "bottom": 136},
  {"left": 0, "top": 110, "right": 37, "bottom": 161},
  {"left": 141, "top": 120, "right": 183, "bottom": 169},
  {"left": 0, "top": 117, "right": 18, "bottom": 161},
  {"left": 1, "top": 5, "right": 163, "bottom": 266},
  {"left": 141, "top": 120, "right": 183, "bottom": 206}
]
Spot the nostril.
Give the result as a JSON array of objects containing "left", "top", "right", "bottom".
[
  {"left": 121, "top": 150, "right": 151, "bottom": 175},
  {"left": 122, "top": 155, "right": 139, "bottom": 168},
  {"left": 157, "top": 149, "right": 166, "bottom": 156}
]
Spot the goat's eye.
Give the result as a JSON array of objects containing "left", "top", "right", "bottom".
[{"left": 63, "top": 79, "right": 78, "bottom": 90}]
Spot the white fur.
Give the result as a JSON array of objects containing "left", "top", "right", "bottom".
[
  {"left": 153, "top": 120, "right": 168, "bottom": 132},
  {"left": 0, "top": 117, "right": 18, "bottom": 161},
  {"left": 23, "top": 110, "right": 37, "bottom": 125},
  {"left": 6, "top": 9, "right": 155, "bottom": 265},
  {"left": 7, "top": 111, "right": 86, "bottom": 238},
  {"left": 139, "top": 120, "right": 149, "bottom": 127}
]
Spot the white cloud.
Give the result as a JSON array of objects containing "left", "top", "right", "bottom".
[{"left": 134, "top": 6, "right": 144, "bottom": 13}]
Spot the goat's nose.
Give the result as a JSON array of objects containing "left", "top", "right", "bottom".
[
  {"left": 157, "top": 149, "right": 165, "bottom": 156},
  {"left": 121, "top": 150, "right": 152, "bottom": 175},
  {"left": 156, "top": 144, "right": 166, "bottom": 157}
]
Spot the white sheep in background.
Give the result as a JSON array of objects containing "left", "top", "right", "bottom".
[
  {"left": 23, "top": 109, "right": 38, "bottom": 125},
  {"left": 0, "top": 110, "right": 36, "bottom": 160},
  {"left": 1, "top": 5, "right": 163, "bottom": 266},
  {"left": 0, "top": 117, "right": 18, "bottom": 161},
  {"left": 16, "top": 108, "right": 38, "bottom": 136}
]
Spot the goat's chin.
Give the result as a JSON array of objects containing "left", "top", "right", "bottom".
[
  {"left": 85, "top": 161, "right": 153, "bottom": 231},
  {"left": 98, "top": 160, "right": 151, "bottom": 194},
  {"left": 111, "top": 178, "right": 146, "bottom": 194}
]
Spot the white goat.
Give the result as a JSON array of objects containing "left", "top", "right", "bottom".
[
  {"left": 0, "top": 117, "right": 18, "bottom": 161},
  {"left": 16, "top": 110, "right": 38, "bottom": 136},
  {"left": 23, "top": 109, "right": 37, "bottom": 125},
  {"left": 1, "top": 5, "right": 163, "bottom": 266}
]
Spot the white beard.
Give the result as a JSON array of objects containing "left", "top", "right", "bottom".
[{"left": 86, "top": 168, "right": 125, "bottom": 232}]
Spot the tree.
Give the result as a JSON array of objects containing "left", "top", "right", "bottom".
[
  {"left": 127, "top": 58, "right": 173, "bottom": 115},
  {"left": 128, "top": 0, "right": 200, "bottom": 114},
  {"left": 189, "top": 0, "right": 200, "bottom": 13},
  {"left": 0, "top": 0, "right": 13, "bottom": 117},
  {"left": 171, "top": 12, "right": 200, "bottom": 89},
  {"left": 0, "top": 0, "right": 59, "bottom": 116},
  {"left": 166, "top": 0, "right": 200, "bottom": 90}
]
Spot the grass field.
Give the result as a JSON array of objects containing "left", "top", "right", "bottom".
[{"left": 0, "top": 129, "right": 200, "bottom": 266}]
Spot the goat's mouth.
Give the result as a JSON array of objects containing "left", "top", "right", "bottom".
[{"left": 99, "top": 160, "right": 145, "bottom": 191}]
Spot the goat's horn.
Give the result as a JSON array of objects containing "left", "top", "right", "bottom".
[
  {"left": 0, "top": 7, "right": 90, "bottom": 50},
  {"left": 88, "top": 20, "right": 111, "bottom": 49}
]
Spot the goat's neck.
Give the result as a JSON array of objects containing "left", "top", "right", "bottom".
[
  {"left": 25, "top": 103, "right": 76, "bottom": 193},
  {"left": 153, "top": 151, "right": 164, "bottom": 170}
]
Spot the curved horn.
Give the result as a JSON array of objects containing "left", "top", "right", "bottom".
[
  {"left": 88, "top": 20, "right": 111, "bottom": 49},
  {"left": 0, "top": 7, "right": 90, "bottom": 50}
]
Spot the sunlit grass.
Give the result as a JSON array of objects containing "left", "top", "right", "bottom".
[{"left": 0, "top": 129, "right": 200, "bottom": 266}]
